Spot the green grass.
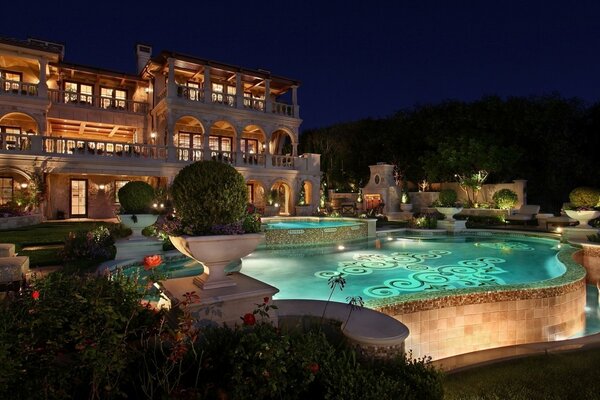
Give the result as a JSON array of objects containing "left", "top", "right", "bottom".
[
  {"left": 0, "top": 221, "right": 124, "bottom": 267},
  {"left": 443, "top": 347, "right": 600, "bottom": 399}
]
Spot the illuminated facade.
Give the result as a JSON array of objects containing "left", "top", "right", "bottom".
[{"left": 0, "top": 37, "right": 320, "bottom": 218}]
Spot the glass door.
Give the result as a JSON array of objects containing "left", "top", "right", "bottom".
[{"left": 70, "top": 179, "right": 87, "bottom": 217}]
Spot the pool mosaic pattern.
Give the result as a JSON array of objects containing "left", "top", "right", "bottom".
[{"left": 263, "top": 218, "right": 368, "bottom": 247}]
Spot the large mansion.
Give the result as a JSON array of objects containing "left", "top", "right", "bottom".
[{"left": 0, "top": 36, "right": 320, "bottom": 219}]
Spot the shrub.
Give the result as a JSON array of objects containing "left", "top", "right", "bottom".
[
  {"left": 118, "top": 181, "right": 155, "bottom": 214},
  {"left": 61, "top": 225, "right": 116, "bottom": 264},
  {"left": 492, "top": 188, "right": 519, "bottom": 210},
  {"left": 170, "top": 161, "right": 248, "bottom": 235},
  {"left": 569, "top": 187, "right": 600, "bottom": 209},
  {"left": 0, "top": 272, "right": 159, "bottom": 399},
  {"left": 410, "top": 212, "right": 438, "bottom": 229},
  {"left": 436, "top": 189, "right": 458, "bottom": 207}
]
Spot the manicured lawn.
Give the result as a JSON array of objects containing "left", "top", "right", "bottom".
[
  {"left": 0, "top": 221, "right": 123, "bottom": 267},
  {"left": 443, "top": 347, "right": 600, "bottom": 399}
]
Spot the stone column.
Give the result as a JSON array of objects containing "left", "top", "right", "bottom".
[
  {"left": 291, "top": 85, "right": 299, "bottom": 118},
  {"left": 166, "top": 110, "right": 177, "bottom": 162},
  {"left": 236, "top": 129, "right": 243, "bottom": 165},
  {"left": 236, "top": 72, "right": 243, "bottom": 109},
  {"left": 38, "top": 57, "right": 48, "bottom": 98},
  {"left": 513, "top": 179, "right": 528, "bottom": 207},
  {"left": 264, "top": 79, "right": 271, "bottom": 113},
  {"left": 167, "top": 58, "right": 176, "bottom": 99},
  {"left": 203, "top": 119, "right": 212, "bottom": 161},
  {"left": 264, "top": 132, "right": 272, "bottom": 168},
  {"left": 204, "top": 65, "right": 212, "bottom": 103}
]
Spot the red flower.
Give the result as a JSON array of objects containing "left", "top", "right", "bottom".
[
  {"left": 307, "top": 362, "right": 320, "bottom": 374},
  {"left": 32, "top": 290, "right": 40, "bottom": 300},
  {"left": 242, "top": 313, "right": 256, "bottom": 326},
  {"left": 143, "top": 254, "right": 162, "bottom": 270},
  {"left": 263, "top": 296, "right": 269, "bottom": 304}
]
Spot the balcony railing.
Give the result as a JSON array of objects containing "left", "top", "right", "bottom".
[
  {"left": 48, "top": 89, "right": 148, "bottom": 113},
  {"left": 0, "top": 133, "right": 306, "bottom": 171},
  {"left": 43, "top": 136, "right": 165, "bottom": 159},
  {"left": 272, "top": 102, "right": 294, "bottom": 117},
  {"left": 0, "top": 79, "right": 39, "bottom": 96},
  {"left": 171, "top": 84, "right": 294, "bottom": 117}
]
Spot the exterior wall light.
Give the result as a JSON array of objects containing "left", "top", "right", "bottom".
[
  {"left": 98, "top": 184, "right": 106, "bottom": 191},
  {"left": 20, "top": 182, "right": 29, "bottom": 189}
]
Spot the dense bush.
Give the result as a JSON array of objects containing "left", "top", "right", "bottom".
[
  {"left": 492, "top": 188, "right": 519, "bottom": 210},
  {"left": 0, "top": 275, "right": 444, "bottom": 400},
  {"left": 118, "top": 181, "right": 156, "bottom": 214},
  {"left": 0, "top": 272, "right": 159, "bottom": 399},
  {"left": 568, "top": 187, "right": 600, "bottom": 209},
  {"left": 61, "top": 225, "right": 116, "bottom": 264},
  {"left": 170, "top": 161, "right": 249, "bottom": 235},
  {"left": 435, "top": 189, "right": 458, "bottom": 207},
  {"left": 410, "top": 212, "right": 439, "bottom": 229}
]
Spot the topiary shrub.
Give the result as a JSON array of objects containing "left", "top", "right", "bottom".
[
  {"left": 118, "top": 181, "right": 155, "bottom": 214},
  {"left": 436, "top": 189, "right": 458, "bottom": 207},
  {"left": 170, "top": 161, "right": 248, "bottom": 235},
  {"left": 569, "top": 187, "right": 600, "bottom": 209},
  {"left": 492, "top": 188, "right": 519, "bottom": 210}
]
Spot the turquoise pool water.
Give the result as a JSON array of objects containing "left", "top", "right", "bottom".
[
  {"left": 242, "top": 234, "right": 565, "bottom": 302},
  {"left": 264, "top": 220, "right": 361, "bottom": 229}
]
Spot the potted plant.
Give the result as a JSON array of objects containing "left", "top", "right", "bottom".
[
  {"left": 117, "top": 181, "right": 158, "bottom": 239},
  {"left": 433, "top": 189, "right": 463, "bottom": 221},
  {"left": 564, "top": 187, "right": 600, "bottom": 228},
  {"left": 400, "top": 191, "right": 413, "bottom": 212},
  {"left": 167, "top": 161, "right": 263, "bottom": 289}
]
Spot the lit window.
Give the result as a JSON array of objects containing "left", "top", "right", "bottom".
[
  {"left": 64, "top": 82, "right": 93, "bottom": 105},
  {"left": 212, "top": 83, "right": 224, "bottom": 103},
  {"left": 101, "top": 87, "right": 127, "bottom": 109},
  {"left": 1, "top": 71, "right": 21, "bottom": 92}
]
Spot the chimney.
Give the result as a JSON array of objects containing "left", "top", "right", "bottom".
[{"left": 136, "top": 44, "right": 152, "bottom": 74}]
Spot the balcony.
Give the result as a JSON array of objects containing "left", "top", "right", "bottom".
[
  {"left": 173, "top": 84, "right": 296, "bottom": 118},
  {"left": 0, "top": 79, "right": 39, "bottom": 96},
  {"left": 0, "top": 133, "right": 315, "bottom": 173},
  {"left": 48, "top": 89, "right": 148, "bottom": 114}
]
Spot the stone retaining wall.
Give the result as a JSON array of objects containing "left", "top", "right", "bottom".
[{"left": 0, "top": 214, "right": 42, "bottom": 230}]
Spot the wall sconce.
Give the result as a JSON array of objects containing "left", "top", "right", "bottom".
[
  {"left": 20, "top": 182, "right": 29, "bottom": 189},
  {"left": 98, "top": 184, "right": 106, "bottom": 191},
  {"left": 150, "top": 132, "right": 157, "bottom": 144}
]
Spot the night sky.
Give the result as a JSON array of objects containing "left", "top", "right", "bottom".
[{"left": 4, "top": 1, "right": 600, "bottom": 130}]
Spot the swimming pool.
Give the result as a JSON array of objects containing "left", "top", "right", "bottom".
[
  {"left": 113, "top": 230, "right": 588, "bottom": 360},
  {"left": 242, "top": 233, "right": 566, "bottom": 303}
]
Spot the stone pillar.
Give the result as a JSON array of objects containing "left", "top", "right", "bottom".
[
  {"left": 38, "top": 57, "right": 48, "bottom": 98},
  {"left": 513, "top": 179, "right": 527, "bottom": 207},
  {"left": 203, "top": 120, "right": 212, "bottom": 161},
  {"left": 204, "top": 65, "right": 212, "bottom": 103},
  {"left": 167, "top": 58, "right": 176, "bottom": 98},
  {"left": 236, "top": 72, "right": 243, "bottom": 109},
  {"left": 264, "top": 79, "right": 271, "bottom": 113},
  {"left": 292, "top": 143, "right": 298, "bottom": 157},
  {"left": 166, "top": 110, "right": 177, "bottom": 162},
  {"left": 264, "top": 133, "right": 271, "bottom": 167},
  {"left": 291, "top": 85, "right": 299, "bottom": 118},
  {"left": 236, "top": 130, "right": 243, "bottom": 165}
]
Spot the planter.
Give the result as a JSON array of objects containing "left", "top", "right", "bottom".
[
  {"left": 264, "top": 205, "right": 280, "bottom": 217},
  {"left": 118, "top": 214, "right": 159, "bottom": 239},
  {"left": 400, "top": 203, "right": 413, "bottom": 212},
  {"left": 295, "top": 205, "right": 312, "bottom": 216},
  {"left": 169, "top": 233, "right": 265, "bottom": 289},
  {"left": 565, "top": 210, "right": 600, "bottom": 229},
  {"left": 436, "top": 207, "right": 463, "bottom": 222}
]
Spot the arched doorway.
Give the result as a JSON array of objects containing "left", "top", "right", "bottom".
[
  {"left": 271, "top": 181, "right": 291, "bottom": 215},
  {"left": 270, "top": 129, "right": 293, "bottom": 156},
  {"left": 174, "top": 116, "right": 204, "bottom": 161},
  {"left": 241, "top": 124, "right": 267, "bottom": 166},
  {"left": 209, "top": 120, "right": 236, "bottom": 164}
]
